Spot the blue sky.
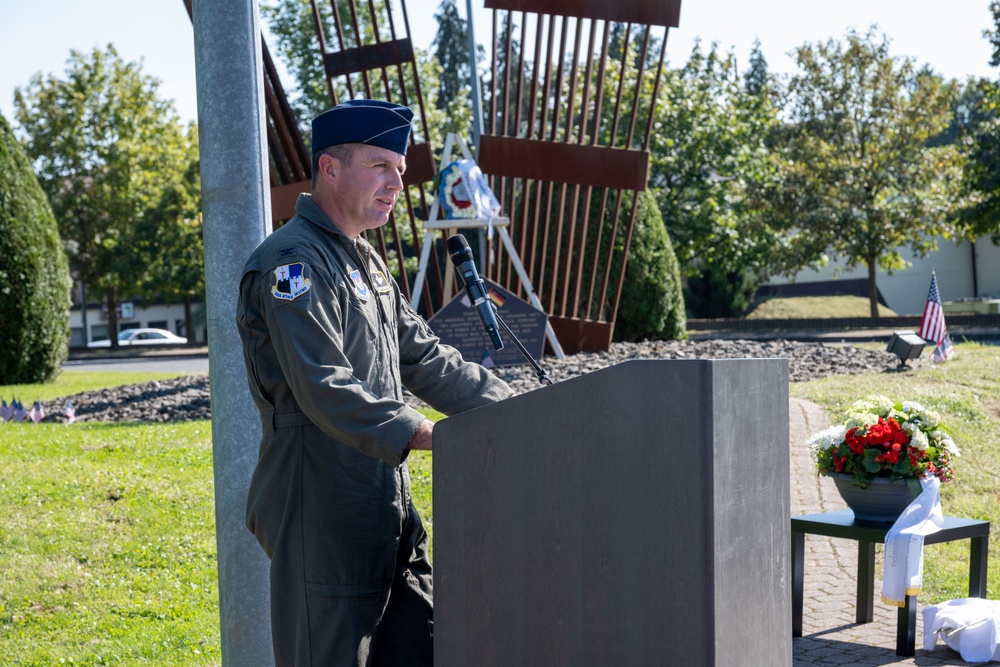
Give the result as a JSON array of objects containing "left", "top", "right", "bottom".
[{"left": 1, "top": 0, "right": 997, "bottom": 126}]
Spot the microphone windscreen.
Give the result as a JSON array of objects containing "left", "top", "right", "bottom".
[
  {"left": 446, "top": 234, "right": 474, "bottom": 266},
  {"left": 446, "top": 234, "right": 470, "bottom": 256}
]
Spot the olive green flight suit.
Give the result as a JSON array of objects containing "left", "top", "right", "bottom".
[{"left": 236, "top": 193, "right": 513, "bottom": 667}]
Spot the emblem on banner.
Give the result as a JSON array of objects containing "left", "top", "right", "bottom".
[
  {"left": 272, "top": 263, "right": 311, "bottom": 301},
  {"left": 349, "top": 269, "right": 370, "bottom": 301}
]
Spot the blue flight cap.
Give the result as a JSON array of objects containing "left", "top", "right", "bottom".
[{"left": 311, "top": 99, "right": 414, "bottom": 156}]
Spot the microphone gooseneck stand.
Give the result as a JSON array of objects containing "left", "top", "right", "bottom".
[{"left": 491, "top": 304, "right": 553, "bottom": 386}]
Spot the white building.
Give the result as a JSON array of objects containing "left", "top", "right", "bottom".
[
  {"left": 764, "top": 236, "right": 1000, "bottom": 316},
  {"left": 69, "top": 298, "right": 207, "bottom": 348}
]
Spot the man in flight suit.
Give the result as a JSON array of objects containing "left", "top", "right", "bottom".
[{"left": 236, "top": 99, "right": 514, "bottom": 666}]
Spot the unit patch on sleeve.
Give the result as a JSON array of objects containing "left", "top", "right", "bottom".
[
  {"left": 272, "top": 262, "right": 312, "bottom": 301},
  {"left": 370, "top": 270, "right": 393, "bottom": 294}
]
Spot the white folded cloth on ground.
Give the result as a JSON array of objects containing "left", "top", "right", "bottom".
[
  {"left": 923, "top": 598, "right": 1000, "bottom": 662},
  {"left": 881, "top": 475, "right": 943, "bottom": 606}
]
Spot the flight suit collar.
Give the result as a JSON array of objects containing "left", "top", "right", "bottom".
[{"left": 294, "top": 193, "right": 377, "bottom": 259}]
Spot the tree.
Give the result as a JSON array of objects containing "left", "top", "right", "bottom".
[
  {"left": 432, "top": 0, "right": 476, "bottom": 136},
  {"left": 0, "top": 112, "right": 72, "bottom": 383},
  {"left": 650, "top": 42, "right": 782, "bottom": 317},
  {"left": 614, "top": 191, "right": 685, "bottom": 341},
  {"left": 128, "top": 124, "right": 204, "bottom": 342},
  {"left": 759, "top": 28, "right": 960, "bottom": 316},
  {"left": 14, "top": 45, "right": 192, "bottom": 347},
  {"left": 261, "top": 0, "right": 333, "bottom": 126},
  {"left": 959, "top": 80, "right": 1000, "bottom": 240},
  {"left": 988, "top": 0, "right": 1000, "bottom": 68},
  {"left": 433, "top": 0, "right": 470, "bottom": 109},
  {"left": 744, "top": 38, "right": 769, "bottom": 96},
  {"left": 262, "top": 0, "right": 450, "bottom": 143},
  {"left": 957, "top": 3, "right": 1000, "bottom": 241}
]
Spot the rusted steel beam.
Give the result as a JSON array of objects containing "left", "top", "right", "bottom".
[
  {"left": 263, "top": 45, "right": 310, "bottom": 182},
  {"left": 547, "top": 316, "right": 615, "bottom": 354},
  {"left": 270, "top": 180, "right": 311, "bottom": 224},
  {"left": 484, "top": 0, "right": 681, "bottom": 28},
  {"left": 478, "top": 136, "right": 649, "bottom": 191},
  {"left": 322, "top": 39, "right": 414, "bottom": 79}
]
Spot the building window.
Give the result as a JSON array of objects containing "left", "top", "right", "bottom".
[{"left": 148, "top": 320, "right": 168, "bottom": 331}]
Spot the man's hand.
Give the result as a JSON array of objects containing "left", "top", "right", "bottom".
[{"left": 407, "top": 418, "right": 434, "bottom": 451}]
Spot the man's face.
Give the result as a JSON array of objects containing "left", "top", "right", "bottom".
[{"left": 323, "top": 143, "right": 406, "bottom": 237}]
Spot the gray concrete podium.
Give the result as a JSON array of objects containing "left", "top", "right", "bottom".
[{"left": 434, "top": 358, "right": 792, "bottom": 666}]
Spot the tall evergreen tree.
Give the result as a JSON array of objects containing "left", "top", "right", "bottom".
[
  {"left": 744, "top": 38, "right": 769, "bottom": 96},
  {"left": 432, "top": 0, "right": 470, "bottom": 110},
  {"left": 0, "top": 112, "right": 71, "bottom": 383}
]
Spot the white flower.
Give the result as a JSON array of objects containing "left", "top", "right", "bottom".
[
  {"left": 939, "top": 434, "right": 961, "bottom": 456},
  {"left": 902, "top": 423, "right": 929, "bottom": 451},
  {"left": 844, "top": 410, "right": 878, "bottom": 432},
  {"left": 807, "top": 424, "right": 847, "bottom": 456}
]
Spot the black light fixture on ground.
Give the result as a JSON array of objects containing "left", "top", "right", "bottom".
[{"left": 887, "top": 330, "right": 926, "bottom": 367}]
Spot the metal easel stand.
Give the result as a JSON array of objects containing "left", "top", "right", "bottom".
[{"left": 409, "top": 133, "right": 566, "bottom": 360}]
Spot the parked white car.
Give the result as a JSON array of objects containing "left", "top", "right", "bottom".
[{"left": 88, "top": 328, "right": 188, "bottom": 348}]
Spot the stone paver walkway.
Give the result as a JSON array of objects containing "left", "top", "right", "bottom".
[{"left": 790, "top": 397, "right": 979, "bottom": 666}]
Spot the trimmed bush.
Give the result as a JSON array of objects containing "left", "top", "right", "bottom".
[
  {"left": 0, "top": 112, "right": 71, "bottom": 384},
  {"left": 684, "top": 264, "right": 759, "bottom": 319},
  {"left": 615, "top": 190, "right": 686, "bottom": 341}
]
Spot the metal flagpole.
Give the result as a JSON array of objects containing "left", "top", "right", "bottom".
[
  {"left": 465, "top": 0, "right": 484, "bottom": 155},
  {"left": 191, "top": 0, "right": 274, "bottom": 664}
]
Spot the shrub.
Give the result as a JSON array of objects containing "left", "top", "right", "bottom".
[
  {"left": 684, "top": 263, "right": 759, "bottom": 318},
  {"left": 0, "top": 112, "right": 71, "bottom": 384},
  {"left": 614, "top": 190, "right": 686, "bottom": 341}
]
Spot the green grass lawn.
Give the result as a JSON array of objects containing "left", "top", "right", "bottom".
[
  {"left": 747, "top": 295, "right": 900, "bottom": 318},
  {"left": 790, "top": 341, "right": 1000, "bottom": 602},
  {"left": 2, "top": 346, "right": 998, "bottom": 663},
  {"left": 0, "top": 420, "right": 220, "bottom": 666}
]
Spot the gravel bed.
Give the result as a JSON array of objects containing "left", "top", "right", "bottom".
[{"left": 38, "top": 339, "right": 909, "bottom": 424}]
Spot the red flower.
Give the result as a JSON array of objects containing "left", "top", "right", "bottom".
[{"left": 876, "top": 442, "right": 903, "bottom": 465}]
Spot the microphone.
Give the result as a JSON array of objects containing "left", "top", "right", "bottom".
[{"left": 446, "top": 234, "right": 504, "bottom": 351}]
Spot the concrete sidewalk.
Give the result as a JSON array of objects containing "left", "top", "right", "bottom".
[{"left": 790, "top": 398, "right": 979, "bottom": 666}]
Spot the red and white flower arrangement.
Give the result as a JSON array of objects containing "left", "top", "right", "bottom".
[{"left": 808, "top": 395, "right": 960, "bottom": 488}]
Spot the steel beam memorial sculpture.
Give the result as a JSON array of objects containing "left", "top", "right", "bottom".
[
  {"left": 187, "top": 0, "right": 682, "bottom": 353},
  {"left": 479, "top": 0, "right": 681, "bottom": 351}
]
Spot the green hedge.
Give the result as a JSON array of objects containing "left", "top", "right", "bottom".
[
  {"left": 615, "top": 190, "right": 686, "bottom": 341},
  {"left": 0, "top": 113, "right": 71, "bottom": 384}
]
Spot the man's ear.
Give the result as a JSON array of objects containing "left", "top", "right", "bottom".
[{"left": 317, "top": 153, "right": 339, "bottom": 184}]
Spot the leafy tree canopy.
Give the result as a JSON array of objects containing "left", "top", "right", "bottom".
[
  {"left": 756, "top": 27, "right": 961, "bottom": 316},
  {"left": 14, "top": 44, "right": 192, "bottom": 344},
  {"left": 650, "top": 42, "right": 782, "bottom": 316},
  {"left": 958, "top": 2, "right": 1000, "bottom": 241}
]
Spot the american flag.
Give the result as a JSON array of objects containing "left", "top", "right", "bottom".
[
  {"left": 0, "top": 399, "right": 11, "bottom": 422},
  {"left": 481, "top": 348, "right": 496, "bottom": 369},
  {"left": 29, "top": 401, "right": 45, "bottom": 424},
  {"left": 64, "top": 399, "right": 76, "bottom": 425},
  {"left": 919, "top": 272, "right": 949, "bottom": 345},
  {"left": 12, "top": 400, "right": 28, "bottom": 423},
  {"left": 931, "top": 333, "right": 956, "bottom": 363}
]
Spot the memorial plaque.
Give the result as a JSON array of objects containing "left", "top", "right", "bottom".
[{"left": 428, "top": 279, "right": 547, "bottom": 367}]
